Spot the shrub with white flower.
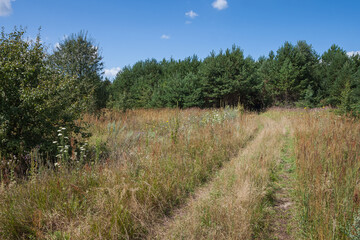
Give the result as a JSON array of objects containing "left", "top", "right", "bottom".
[
  {"left": 54, "top": 127, "right": 70, "bottom": 164},
  {"left": 200, "top": 108, "right": 239, "bottom": 126},
  {"left": 52, "top": 126, "right": 89, "bottom": 168},
  {"left": 79, "top": 142, "right": 88, "bottom": 164}
]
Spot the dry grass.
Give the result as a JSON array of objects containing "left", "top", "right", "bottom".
[
  {"left": 0, "top": 108, "right": 258, "bottom": 239},
  {"left": 292, "top": 111, "right": 360, "bottom": 239},
  {"left": 153, "top": 113, "right": 289, "bottom": 239},
  {"left": 2, "top": 108, "right": 359, "bottom": 240}
]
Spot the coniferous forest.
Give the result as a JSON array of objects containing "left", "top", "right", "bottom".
[{"left": 110, "top": 39, "right": 360, "bottom": 113}]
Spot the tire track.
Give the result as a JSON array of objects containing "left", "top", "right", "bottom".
[{"left": 150, "top": 116, "right": 289, "bottom": 239}]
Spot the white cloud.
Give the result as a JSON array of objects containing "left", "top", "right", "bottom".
[
  {"left": 54, "top": 42, "right": 60, "bottom": 49},
  {"left": 185, "top": 10, "right": 198, "bottom": 19},
  {"left": 212, "top": 0, "right": 228, "bottom": 10},
  {"left": 347, "top": 51, "right": 360, "bottom": 57},
  {"left": 0, "top": 0, "right": 15, "bottom": 17},
  {"left": 161, "top": 34, "right": 170, "bottom": 40},
  {"left": 104, "top": 67, "right": 121, "bottom": 79}
]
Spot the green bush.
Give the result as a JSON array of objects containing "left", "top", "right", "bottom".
[{"left": 0, "top": 28, "right": 86, "bottom": 166}]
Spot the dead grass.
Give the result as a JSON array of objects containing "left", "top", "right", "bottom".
[
  {"left": 1, "top": 108, "right": 358, "bottom": 240},
  {"left": 292, "top": 111, "right": 360, "bottom": 239},
  {"left": 153, "top": 114, "right": 289, "bottom": 239},
  {"left": 0, "top": 108, "right": 258, "bottom": 239}
]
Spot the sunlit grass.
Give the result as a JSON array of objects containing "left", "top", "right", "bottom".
[
  {"left": 155, "top": 115, "right": 287, "bottom": 239},
  {"left": 0, "top": 107, "right": 258, "bottom": 239},
  {"left": 1, "top": 108, "right": 359, "bottom": 239},
  {"left": 292, "top": 111, "right": 360, "bottom": 239}
]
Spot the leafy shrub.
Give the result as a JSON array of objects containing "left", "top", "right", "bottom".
[{"left": 0, "top": 28, "right": 86, "bottom": 167}]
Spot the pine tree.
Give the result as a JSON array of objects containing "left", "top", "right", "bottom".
[{"left": 278, "top": 58, "right": 298, "bottom": 103}]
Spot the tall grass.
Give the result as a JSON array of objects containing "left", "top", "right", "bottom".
[
  {"left": 154, "top": 114, "right": 288, "bottom": 239},
  {"left": 0, "top": 108, "right": 258, "bottom": 239},
  {"left": 293, "top": 111, "right": 360, "bottom": 239}
]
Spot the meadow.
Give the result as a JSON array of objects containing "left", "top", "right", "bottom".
[
  {"left": 0, "top": 108, "right": 359, "bottom": 240},
  {"left": 2, "top": 15, "right": 360, "bottom": 240}
]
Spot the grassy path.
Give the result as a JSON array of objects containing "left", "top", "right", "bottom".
[
  {"left": 150, "top": 114, "right": 296, "bottom": 239},
  {"left": 268, "top": 132, "right": 297, "bottom": 240}
]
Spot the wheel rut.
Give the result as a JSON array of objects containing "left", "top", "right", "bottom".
[
  {"left": 149, "top": 116, "right": 298, "bottom": 240},
  {"left": 148, "top": 121, "right": 264, "bottom": 239},
  {"left": 268, "top": 132, "right": 297, "bottom": 240}
]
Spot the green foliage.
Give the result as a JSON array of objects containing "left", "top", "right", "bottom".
[
  {"left": 96, "top": 78, "right": 111, "bottom": 109},
  {"left": 199, "top": 46, "right": 262, "bottom": 109},
  {"left": 318, "top": 45, "right": 360, "bottom": 115},
  {"left": 154, "top": 56, "right": 203, "bottom": 108},
  {"left": 278, "top": 58, "right": 299, "bottom": 103},
  {"left": 111, "top": 47, "right": 263, "bottom": 110},
  {"left": 108, "top": 40, "right": 359, "bottom": 114},
  {"left": 319, "top": 45, "right": 348, "bottom": 104},
  {"left": 156, "top": 72, "right": 204, "bottom": 108},
  {"left": 351, "top": 69, "right": 360, "bottom": 115},
  {"left": 109, "top": 59, "right": 163, "bottom": 110},
  {"left": 270, "top": 41, "right": 320, "bottom": 104},
  {"left": 50, "top": 31, "right": 108, "bottom": 112},
  {"left": 257, "top": 52, "right": 278, "bottom": 106},
  {"left": 0, "top": 28, "right": 85, "bottom": 163}
]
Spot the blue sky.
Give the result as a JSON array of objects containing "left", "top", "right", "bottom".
[{"left": 1, "top": 0, "right": 360, "bottom": 78}]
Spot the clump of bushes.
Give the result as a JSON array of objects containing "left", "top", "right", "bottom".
[
  {"left": 0, "top": 28, "right": 87, "bottom": 171},
  {"left": 0, "top": 28, "right": 110, "bottom": 173}
]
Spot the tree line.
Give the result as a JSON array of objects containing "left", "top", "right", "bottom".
[
  {"left": 1, "top": 28, "right": 360, "bottom": 163},
  {"left": 110, "top": 42, "right": 360, "bottom": 113}
]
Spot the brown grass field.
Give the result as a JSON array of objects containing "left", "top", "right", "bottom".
[{"left": 0, "top": 108, "right": 359, "bottom": 239}]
